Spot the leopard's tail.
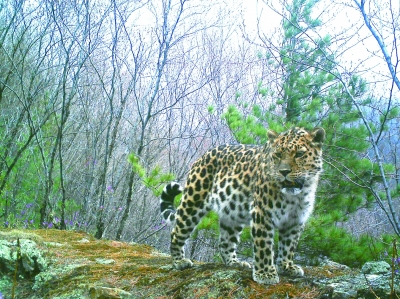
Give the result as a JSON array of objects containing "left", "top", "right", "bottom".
[{"left": 160, "top": 182, "right": 183, "bottom": 224}]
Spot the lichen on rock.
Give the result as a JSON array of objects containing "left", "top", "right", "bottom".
[
  {"left": 361, "top": 261, "right": 391, "bottom": 275},
  {"left": 0, "top": 239, "right": 47, "bottom": 278},
  {"left": 314, "top": 262, "right": 399, "bottom": 299}
]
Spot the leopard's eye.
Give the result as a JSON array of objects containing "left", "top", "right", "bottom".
[
  {"left": 274, "top": 152, "right": 282, "bottom": 159},
  {"left": 295, "top": 151, "right": 305, "bottom": 158}
]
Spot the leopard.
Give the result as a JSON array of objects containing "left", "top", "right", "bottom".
[{"left": 160, "top": 127, "right": 325, "bottom": 285}]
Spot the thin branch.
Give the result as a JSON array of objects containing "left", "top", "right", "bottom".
[
  {"left": 354, "top": 0, "right": 400, "bottom": 91},
  {"left": 336, "top": 74, "right": 400, "bottom": 235}
]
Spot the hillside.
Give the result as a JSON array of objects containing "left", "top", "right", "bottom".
[{"left": 0, "top": 229, "right": 398, "bottom": 299}]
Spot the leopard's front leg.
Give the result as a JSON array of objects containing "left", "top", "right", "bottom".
[
  {"left": 276, "top": 224, "right": 305, "bottom": 277},
  {"left": 251, "top": 206, "right": 279, "bottom": 285}
]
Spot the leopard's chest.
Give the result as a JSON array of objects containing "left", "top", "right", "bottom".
[{"left": 268, "top": 187, "right": 316, "bottom": 229}]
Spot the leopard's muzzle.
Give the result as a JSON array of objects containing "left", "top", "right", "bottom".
[{"left": 281, "top": 178, "right": 304, "bottom": 195}]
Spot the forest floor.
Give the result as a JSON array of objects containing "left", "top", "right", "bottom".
[{"left": 0, "top": 229, "right": 398, "bottom": 299}]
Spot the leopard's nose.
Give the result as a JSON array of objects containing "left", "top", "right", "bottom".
[{"left": 279, "top": 169, "right": 291, "bottom": 177}]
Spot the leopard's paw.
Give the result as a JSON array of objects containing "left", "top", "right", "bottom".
[
  {"left": 173, "top": 258, "right": 193, "bottom": 270},
  {"left": 227, "top": 259, "right": 252, "bottom": 269},
  {"left": 277, "top": 262, "right": 304, "bottom": 277},
  {"left": 252, "top": 267, "right": 280, "bottom": 285}
]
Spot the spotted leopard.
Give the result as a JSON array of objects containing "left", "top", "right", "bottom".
[{"left": 160, "top": 127, "right": 325, "bottom": 284}]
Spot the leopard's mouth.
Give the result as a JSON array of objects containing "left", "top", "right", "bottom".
[
  {"left": 282, "top": 179, "right": 303, "bottom": 189},
  {"left": 281, "top": 179, "right": 304, "bottom": 195}
]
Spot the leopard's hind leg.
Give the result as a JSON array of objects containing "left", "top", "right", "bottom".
[
  {"left": 170, "top": 198, "right": 207, "bottom": 270},
  {"left": 219, "top": 220, "right": 251, "bottom": 268}
]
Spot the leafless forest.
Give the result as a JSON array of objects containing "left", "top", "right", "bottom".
[{"left": 0, "top": 0, "right": 399, "bottom": 263}]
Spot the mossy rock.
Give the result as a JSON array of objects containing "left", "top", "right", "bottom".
[
  {"left": 1, "top": 229, "right": 398, "bottom": 299},
  {"left": 361, "top": 261, "right": 391, "bottom": 274},
  {"left": 0, "top": 239, "right": 48, "bottom": 277}
]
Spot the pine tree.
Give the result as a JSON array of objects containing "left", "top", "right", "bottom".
[{"left": 222, "top": 0, "right": 392, "bottom": 265}]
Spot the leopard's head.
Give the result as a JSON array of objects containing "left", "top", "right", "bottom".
[{"left": 265, "top": 127, "right": 325, "bottom": 195}]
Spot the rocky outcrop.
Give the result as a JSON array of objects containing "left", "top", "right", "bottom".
[
  {"left": 314, "top": 261, "right": 397, "bottom": 299},
  {"left": 0, "top": 229, "right": 398, "bottom": 299}
]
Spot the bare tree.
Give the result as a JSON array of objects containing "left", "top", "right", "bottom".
[
  {"left": 343, "top": 0, "right": 400, "bottom": 235},
  {"left": 0, "top": 2, "right": 57, "bottom": 222},
  {"left": 353, "top": 0, "right": 400, "bottom": 91},
  {"left": 111, "top": 0, "right": 229, "bottom": 241}
]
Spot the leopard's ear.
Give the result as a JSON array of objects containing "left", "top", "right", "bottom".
[
  {"left": 267, "top": 130, "right": 279, "bottom": 141},
  {"left": 310, "top": 127, "right": 325, "bottom": 144}
]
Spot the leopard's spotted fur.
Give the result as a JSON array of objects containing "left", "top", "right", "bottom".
[{"left": 160, "top": 127, "right": 325, "bottom": 284}]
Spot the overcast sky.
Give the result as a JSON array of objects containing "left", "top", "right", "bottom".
[
  {"left": 241, "top": 0, "right": 399, "bottom": 99},
  {"left": 134, "top": 0, "right": 397, "bottom": 99}
]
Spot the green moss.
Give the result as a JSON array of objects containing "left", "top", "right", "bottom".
[
  {"left": 0, "top": 230, "right": 44, "bottom": 243},
  {"left": 33, "top": 264, "right": 91, "bottom": 291},
  {"left": 1, "top": 229, "right": 398, "bottom": 299}
]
